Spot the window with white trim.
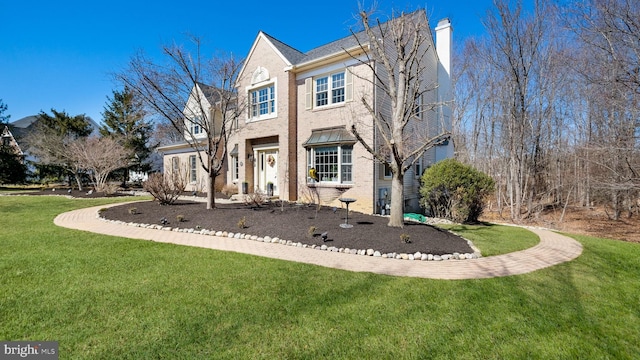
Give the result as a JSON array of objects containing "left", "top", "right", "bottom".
[
  {"left": 315, "top": 72, "right": 345, "bottom": 107},
  {"left": 231, "top": 155, "right": 239, "bottom": 182},
  {"left": 171, "top": 156, "right": 179, "bottom": 172},
  {"left": 189, "top": 155, "right": 197, "bottom": 183},
  {"left": 307, "top": 145, "right": 353, "bottom": 184},
  {"left": 383, "top": 163, "right": 392, "bottom": 179},
  {"left": 415, "top": 162, "right": 422, "bottom": 179},
  {"left": 250, "top": 84, "right": 275, "bottom": 119}
]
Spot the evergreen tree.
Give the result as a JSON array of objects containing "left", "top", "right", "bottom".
[
  {"left": 100, "top": 86, "right": 155, "bottom": 183},
  {"left": 0, "top": 99, "right": 10, "bottom": 125},
  {"left": 26, "top": 109, "right": 93, "bottom": 189},
  {"left": 0, "top": 101, "right": 26, "bottom": 183}
]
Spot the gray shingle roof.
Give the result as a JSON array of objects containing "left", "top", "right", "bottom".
[
  {"left": 263, "top": 9, "right": 427, "bottom": 66},
  {"left": 261, "top": 32, "right": 306, "bottom": 65}
]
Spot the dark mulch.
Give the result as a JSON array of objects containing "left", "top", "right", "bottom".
[{"left": 101, "top": 200, "right": 473, "bottom": 255}]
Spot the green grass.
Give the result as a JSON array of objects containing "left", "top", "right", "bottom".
[
  {"left": 1, "top": 196, "right": 639, "bottom": 359},
  {"left": 439, "top": 223, "right": 540, "bottom": 256}
]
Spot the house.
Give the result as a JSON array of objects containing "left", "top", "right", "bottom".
[
  {"left": 1, "top": 125, "right": 24, "bottom": 158},
  {"left": 157, "top": 83, "right": 229, "bottom": 193},
  {"left": 163, "top": 11, "right": 453, "bottom": 214}
]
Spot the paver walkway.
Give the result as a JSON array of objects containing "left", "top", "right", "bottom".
[{"left": 54, "top": 203, "right": 583, "bottom": 280}]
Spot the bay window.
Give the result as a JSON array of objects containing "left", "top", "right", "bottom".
[{"left": 307, "top": 145, "right": 352, "bottom": 184}]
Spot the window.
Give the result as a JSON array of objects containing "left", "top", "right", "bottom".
[
  {"left": 307, "top": 145, "right": 353, "bottom": 184},
  {"left": 415, "top": 162, "right": 422, "bottom": 179},
  {"left": 383, "top": 163, "right": 392, "bottom": 179},
  {"left": 171, "top": 157, "right": 179, "bottom": 172},
  {"left": 231, "top": 155, "right": 239, "bottom": 181},
  {"left": 315, "top": 72, "right": 345, "bottom": 107},
  {"left": 250, "top": 85, "right": 275, "bottom": 119},
  {"left": 189, "top": 155, "right": 197, "bottom": 183},
  {"left": 190, "top": 122, "right": 201, "bottom": 135}
]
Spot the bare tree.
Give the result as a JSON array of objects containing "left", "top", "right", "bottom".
[
  {"left": 348, "top": 7, "right": 451, "bottom": 227},
  {"left": 565, "top": 0, "right": 640, "bottom": 219},
  {"left": 69, "top": 136, "right": 132, "bottom": 193},
  {"left": 24, "top": 110, "right": 93, "bottom": 190},
  {"left": 119, "top": 36, "right": 244, "bottom": 209}
]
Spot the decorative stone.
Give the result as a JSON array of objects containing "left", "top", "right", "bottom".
[
  {"left": 414, "top": 252, "right": 422, "bottom": 259},
  {"left": 408, "top": 254, "right": 415, "bottom": 260},
  {"left": 321, "top": 245, "right": 328, "bottom": 250},
  {"left": 433, "top": 255, "right": 442, "bottom": 261},
  {"left": 367, "top": 249, "right": 375, "bottom": 256},
  {"left": 264, "top": 236, "right": 271, "bottom": 242},
  {"left": 215, "top": 231, "right": 223, "bottom": 236},
  {"left": 421, "top": 254, "right": 429, "bottom": 261},
  {"left": 400, "top": 253, "right": 409, "bottom": 260},
  {"left": 250, "top": 235, "right": 258, "bottom": 240},
  {"left": 374, "top": 251, "right": 381, "bottom": 257},
  {"left": 428, "top": 254, "right": 434, "bottom": 260}
]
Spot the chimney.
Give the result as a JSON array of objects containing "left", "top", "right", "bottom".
[
  {"left": 434, "top": 18, "right": 454, "bottom": 160},
  {"left": 435, "top": 18, "right": 452, "bottom": 98}
]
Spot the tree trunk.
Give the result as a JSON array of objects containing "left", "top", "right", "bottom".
[
  {"left": 74, "top": 170, "right": 83, "bottom": 191},
  {"left": 388, "top": 173, "right": 404, "bottom": 227},
  {"left": 207, "top": 173, "right": 216, "bottom": 210}
]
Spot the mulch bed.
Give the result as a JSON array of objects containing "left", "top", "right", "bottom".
[{"left": 101, "top": 199, "right": 473, "bottom": 255}]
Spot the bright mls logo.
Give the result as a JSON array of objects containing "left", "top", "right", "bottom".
[{"left": 1, "top": 341, "right": 58, "bottom": 359}]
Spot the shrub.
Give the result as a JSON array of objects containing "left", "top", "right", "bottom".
[
  {"left": 243, "top": 189, "right": 267, "bottom": 207},
  {"left": 143, "top": 171, "right": 187, "bottom": 205},
  {"left": 128, "top": 207, "right": 137, "bottom": 215},
  {"left": 237, "top": 216, "right": 247, "bottom": 229},
  {"left": 176, "top": 214, "right": 185, "bottom": 222},
  {"left": 308, "top": 226, "right": 317, "bottom": 238},
  {"left": 400, "top": 233, "right": 411, "bottom": 243},
  {"left": 420, "top": 158, "right": 495, "bottom": 224},
  {"left": 221, "top": 184, "right": 238, "bottom": 196}
]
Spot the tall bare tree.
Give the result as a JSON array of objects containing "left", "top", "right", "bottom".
[
  {"left": 119, "top": 36, "right": 245, "bottom": 209},
  {"left": 566, "top": 0, "right": 640, "bottom": 219},
  {"left": 349, "top": 7, "right": 451, "bottom": 227}
]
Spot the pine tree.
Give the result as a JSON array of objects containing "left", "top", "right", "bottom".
[{"left": 100, "top": 86, "right": 155, "bottom": 183}]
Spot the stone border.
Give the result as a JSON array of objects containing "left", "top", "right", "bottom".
[{"left": 97, "top": 213, "right": 482, "bottom": 262}]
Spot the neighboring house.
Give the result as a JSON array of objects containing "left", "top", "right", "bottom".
[
  {"left": 1, "top": 125, "right": 24, "bottom": 159},
  {"left": 8, "top": 115, "right": 101, "bottom": 177},
  {"left": 162, "top": 11, "right": 453, "bottom": 214}
]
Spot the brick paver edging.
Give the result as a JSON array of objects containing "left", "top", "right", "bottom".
[{"left": 53, "top": 203, "right": 583, "bottom": 280}]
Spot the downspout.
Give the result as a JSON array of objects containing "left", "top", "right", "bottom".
[{"left": 372, "top": 60, "right": 378, "bottom": 214}]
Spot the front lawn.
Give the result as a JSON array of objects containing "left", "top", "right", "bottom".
[{"left": 1, "top": 196, "right": 638, "bottom": 359}]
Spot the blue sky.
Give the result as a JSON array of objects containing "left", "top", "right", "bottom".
[{"left": 1, "top": 0, "right": 497, "bottom": 124}]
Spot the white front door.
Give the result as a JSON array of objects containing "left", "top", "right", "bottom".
[{"left": 257, "top": 149, "right": 278, "bottom": 195}]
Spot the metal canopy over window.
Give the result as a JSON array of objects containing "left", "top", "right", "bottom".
[
  {"left": 302, "top": 127, "right": 356, "bottom": 148},
  {"left": 229, "top": 144, "right": 238, "bottom": 156}
]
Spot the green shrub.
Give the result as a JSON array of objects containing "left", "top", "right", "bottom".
[{"left": 420, "top": 158, "right": 494, "bottom": 223}]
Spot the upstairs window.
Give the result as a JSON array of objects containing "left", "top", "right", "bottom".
[
  {"left": 305, "top": 69, "right": 352, "bottom": 110},
  {"left": 250, "top": 85, "right": 276, "bottom": 119},
  {"left": 315, "top": 72, "right": 345, "bottom": 107}
]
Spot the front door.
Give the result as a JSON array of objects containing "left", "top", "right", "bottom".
[{"left": 258, "top": 149, "right": 278, "bottom": 196}]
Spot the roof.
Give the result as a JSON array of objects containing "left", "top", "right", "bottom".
[
  {"left": 261, "top": 32, "right": 306, "bottom": 64},
  {"left": 260, "top": 9, "right": 427, "bottom": 66},
  {"left": 302, "top": 127, "right": 357, "bottom": 147}
]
